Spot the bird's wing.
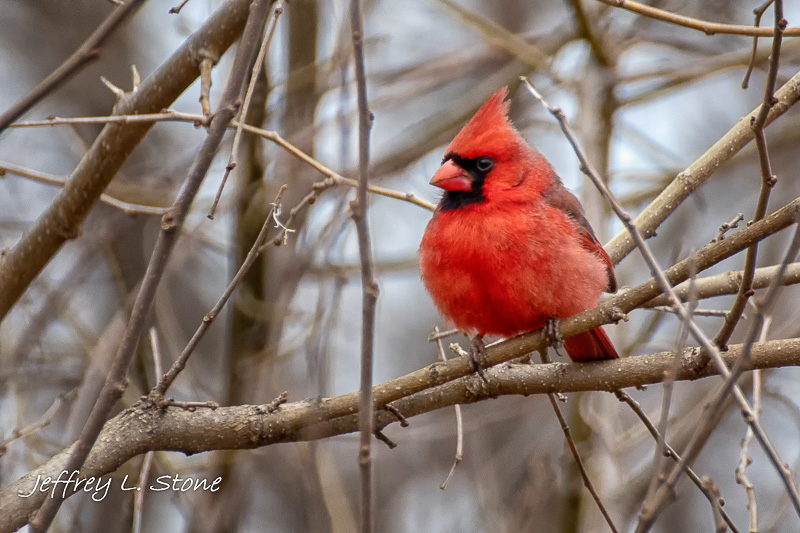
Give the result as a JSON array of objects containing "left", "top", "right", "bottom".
[{"left": 544, "top": 181, "right": 617, "bottom": 293}]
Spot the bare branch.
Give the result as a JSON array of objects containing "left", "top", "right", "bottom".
[
  {"left": 604, "top": 69, "right": 800, "bottom": 265},
  {"left": 614, "top": 390, "right": 739, "bottom": 533},
  {"left": 644, "top": 262, "right": 800, "bottom": 308},
  {"left": 0, "top": 0, "right": 148, "bottom": 132},
  {"left": 0, "top": 160, "right": 169, "bottom": 216},
  {"left": 713, "top": 1, "right": 785, "bottom": 352},
  {"left": 2, "top": 338, "right": 800, "bottom": 532},
  {"left": 151, "top": 185, "right": 288, "bottom": 398},
  {"left": 519, "top": 75, "right": 800, "bottom": 532},
  {"left": 6, "top": 111, "right": 436, "bottom": 212},
  {"left": 349, "top": 1, "right": 378, "bottom": 530},
  {"left": 208, "top": 0, "right": 286, "bottom": 219},
  {"left": 597, "top": 0, "right": 800, "bottom": 37},
  {"left": 539, "top": 350, "right": 619, "bottom": 533}
]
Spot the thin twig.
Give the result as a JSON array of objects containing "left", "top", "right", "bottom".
[
  {"left": 6, "top": 112, "right": 436, "bottom": 212},
  {"left": 0, "top": 0, "right": 261, "bottom": 322},
  {"left": 27, "top": 3, "right": 274, "bottom": 530},
  {"left": 735, "top": 307, "right": 769, "bottom": 533},
  {"left": 428, "top": 328, "right": 460, "bottom": 341},
  {"left": 152, "top": 185, "right": 288, "bottom": 397},
  {"left": 349, "top": 1, "right": 377, "bottom": 531},
  {"left": 614, "top": 391, "right": 739, "bottom": 533},
  {"left": 432, "top": 326, "right": 463, "bottom": 491},
  {"left": 198, "top": 55, "right": 215, "bottom": 117},
  {"left": 596, "top": 0, "right": 800, "bottom": 37},
  {"left": 743, "top": 0, "right": 776, "bottom": 89},
  {"left": 712, "top": 2, "right": 785, "bottom": 353},
  {"left": 158, "top": 399, "right": 220, "bottom": 411},
  {"left": 0, "top": 0, "right": 147, "bottom": 132},
  {"left": 647, "top": 306, "right": 728, "bottom": 317},
  {"left": 0, "top": 390, "right": 77, "bottom": 454},
  {"left": 148, "top": 328, "right": 164, "bottom": 384},
  {"left": 208, "top": 0, "right": 285, "bottom": 219},
  {"left": 0, "top": 160, "right": 169, "bottom": 216},
  {"left": 713, "top": 213, "right": 745, "bottom": 243},
  {"left": 133, "top": 330, "right": 163, "bottom": 533},
  {"left": 539, "top": 350, "right": 619, "bottom": 533},
  {"left": 169, "top": 0, "right": 192, "bottom": 15},
  {"left": 701, "top": 477, "right": 728, "bottom": 533},
  {"left": 132, "top": 450, "right": 154, "bottom": 533}
]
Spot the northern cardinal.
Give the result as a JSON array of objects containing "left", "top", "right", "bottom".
[{"left": 419, "top": 87, "right": 618, "bottom": 368}]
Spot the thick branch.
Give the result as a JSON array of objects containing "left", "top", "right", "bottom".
[
  {"left": 359, "top": 197, "right": 800, "bottom": 416},
  {"left": 1, "top": 338, "right": 799, "bottom": 532}
]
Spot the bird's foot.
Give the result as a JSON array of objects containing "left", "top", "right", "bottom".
[
  {"left": 468, "top": 335, "right": 490, "bottom": 384},
  {"left": 544, "top": 318, "right": 566, "bottom": 359}
]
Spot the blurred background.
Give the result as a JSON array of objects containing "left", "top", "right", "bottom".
[{"left": 2, "top": 0, "right": 800, "bottom": 531}]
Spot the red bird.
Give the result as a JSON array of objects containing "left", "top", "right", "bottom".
[{"left": 420, "top": 87, "right": 618, "bottom": 369}]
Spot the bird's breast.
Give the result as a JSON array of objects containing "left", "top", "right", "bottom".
[{"left": 419, "top": 202, "right": 608, "bottom": 337}]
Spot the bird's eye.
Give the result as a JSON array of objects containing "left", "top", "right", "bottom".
[{"left": 476, "top": 157, "right": 494, "bottom": 172}]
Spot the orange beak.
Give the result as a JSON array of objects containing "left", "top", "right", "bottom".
[{"left": 430, "top": 159, "right": 472, "bottom": 192}]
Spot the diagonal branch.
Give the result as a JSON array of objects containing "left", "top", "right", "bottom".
[
  {"left": 1, "top": 338, "right": 799, "bottom": 532},
  {"left": 596, "top": 0, "right": 800, "bottom": 37},
  {"left": 604, "top": 69, "right": 800, "bottom": 265},
  {"left": 0, "top": 0, "right": 257, "bottom": 321},
  {"left": 0, "top": 0, "right": 148, "bottom": 133}
]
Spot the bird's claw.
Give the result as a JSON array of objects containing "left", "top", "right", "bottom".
[
  {"left": 544, "top": 318, "right": 566, "bottom": 358},
  {"left": 468, "top": 336, "right": 490, "bottom": 384}
]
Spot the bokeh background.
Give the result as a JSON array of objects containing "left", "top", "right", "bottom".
[{"left": 2, "top": 0, "right": 800, "bottom": 531}]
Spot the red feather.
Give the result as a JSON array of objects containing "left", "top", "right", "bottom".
[{"left": 420, "top": 87, "right": 618, "bottom": 362}]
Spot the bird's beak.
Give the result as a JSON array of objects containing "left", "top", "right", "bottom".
[{"left": 430, "top": 160, "right": 472, "bottom": 192}]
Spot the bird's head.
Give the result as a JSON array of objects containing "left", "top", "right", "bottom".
[{"left": 431, "top": 87, "right": 550, "bottom": 211}]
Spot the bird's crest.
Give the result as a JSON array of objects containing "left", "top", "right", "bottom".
[{"left": 446, "top": 87, "right": 525, "bottom": 161}]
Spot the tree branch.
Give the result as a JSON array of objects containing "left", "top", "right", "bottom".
[
  {"left": 0, "top": 0, "right": 148, "bottom": 132},
  {"left": 597, "top": 0, "right": 800, "bottom": 37},
  {"left": 605, "top": 69, "right": 800, "bottom": 265},
  {"left": 0, "top": 0, "right": 257, "bottom": 320},
  {"left": 2, "top": 338, "right": 799, "bottom": 532}
]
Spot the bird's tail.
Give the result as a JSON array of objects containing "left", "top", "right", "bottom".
[{"left": 564, "top": 327, "right": 618, "bottom": 361}]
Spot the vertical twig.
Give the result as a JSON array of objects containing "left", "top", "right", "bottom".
[
  {"left": 712, "top": 0, "right": 785, "bottom": 354},
  {"left": 538, "top": 349, "right": 619, "bottom": 533},
  {"left": 736, "top": 308, "right": 769, "bottom": 533},
  {"left": 133, "top": 330, "right": 164, "bottom": 533},
  {"left": 349, "top": 1, "right": 377, "bottom": 531},
  {"left": 432, "top": 327, "right": 464, "bottom": 491},
  {"left": 742, "top": 0, "right": 777, "bottom": 89},
  {"left": 198, "top": 55, "right": 216, "bottom": 118},
  {"left": 27, "top": 3, "right": 274, "bottom": 530}
]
